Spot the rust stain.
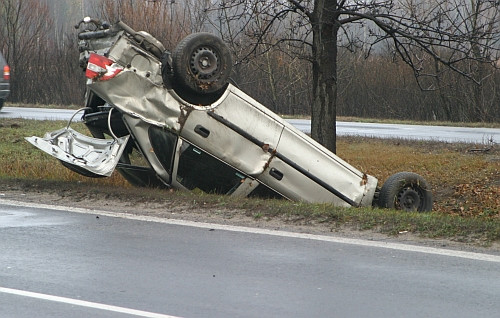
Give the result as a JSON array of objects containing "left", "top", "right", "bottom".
[
  {"left": 263, "top": 149, "right": 277, "bottom": 171},
  {"left": 360, "top": 173, "right": 368, "bottom": 186}
]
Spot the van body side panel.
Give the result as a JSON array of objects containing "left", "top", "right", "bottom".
[
  {"left": 272, "top": 126, "right": 378, "bottom": 206},
  {"left": 180, "top": 90, "right": 285, "bottom": 176}
]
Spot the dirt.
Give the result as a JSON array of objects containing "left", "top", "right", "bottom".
[{"left": 1, "top": 178, "right": 499, "bottom": 255}]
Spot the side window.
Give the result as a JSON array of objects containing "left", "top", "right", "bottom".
[
  {"left": 248, "top": 183, "right": 285, "bottom": 200},
  {"left": 149, "top": 126, "right": 177, "bottom": 174},
  {"left": 176, "top": 143, "right": 245, "bottom": 194}
]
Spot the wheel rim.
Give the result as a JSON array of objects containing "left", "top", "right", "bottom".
[
  {"left": 190, "top": 47, "right": 219, "bottom": 81},
  {"left": 397, "top": 186, "right": 422, "bottom": 211}
]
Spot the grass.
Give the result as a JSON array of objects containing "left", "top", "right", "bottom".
[
  {"left": 0, "top": 119, "right": 128, "bottom": 186},
  {"left": 1, "top": 118, "right": 499, "bottom": 244},
  {"left": 338, "top": 136, "right": 499, "bottom": 218}
]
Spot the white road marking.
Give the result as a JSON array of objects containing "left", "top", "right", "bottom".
[
  {"left": 0, "top": 287, "right": 181, "bottom": 318},
  {"left": 2, "top": 199, "right": 500, "bottom": 263}
]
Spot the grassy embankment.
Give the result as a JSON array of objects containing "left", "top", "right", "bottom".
[{"left": 0, "top": 118, "right": 499, "bottom": 244}]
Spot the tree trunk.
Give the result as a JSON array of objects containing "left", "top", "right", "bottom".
[{"left": 311, "top": 0, "right": 338, "bottom": 153}]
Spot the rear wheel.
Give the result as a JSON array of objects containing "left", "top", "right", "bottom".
[
  {"left": 171, "top": 33, "right": 232, "bottom": 105},
  {"left": 378, "top": 172, "right": 433, "bottom": 212}
]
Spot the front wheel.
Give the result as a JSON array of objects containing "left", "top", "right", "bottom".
[{"left": 378, "top": 172, "right": 433, "bottom": 212}]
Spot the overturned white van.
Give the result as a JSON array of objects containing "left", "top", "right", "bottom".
[{"left": 27, "top": 18, "right": 432, "bottom": 212}]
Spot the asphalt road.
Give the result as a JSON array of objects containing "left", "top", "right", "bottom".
[
  {"left": 287, "top": 119, "right": 499, "bottom": 144},
  {"left": 2, "top": 106, "right": 499, "bottom": 144},
  {"left": 1, "top": 201, "right": 499, "bottom": 318}
]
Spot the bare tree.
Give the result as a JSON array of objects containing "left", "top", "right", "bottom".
[
  {"left": 201, "top": 0, "right": 500, "bottom": 153},
  {"left": 423, "top": 0, "right": 500, "bottom": 122},
  {"left": 0, "top": 0, "right": 53, "bottom": 102},
  {"left": 93, "top": 0, "right": 218, "bottom": 50}
]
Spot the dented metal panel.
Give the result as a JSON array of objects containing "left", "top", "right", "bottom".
[
  {"left": 107, "top": 36, "right": 164, "bottom": 85},
  {"left": 179, "top": 91, "right": 285, "bottom": 177},
  {"left": 203, "top": 107, "right": 377, "bottom": 206},
  {"left": 88, "top": 70, "right": 181, "bottom": 131},
  {"left": 271, "top": 126, "right": 378, "bottom": 206},
  {"left": 25, "top": 127, "right": 129, "bottom": 177},
  {"left": 87, "top": 35, "right": 180, "bottom": 131}
]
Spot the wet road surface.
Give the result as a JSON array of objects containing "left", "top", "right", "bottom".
[{"left": 1, "top": 201, "right": 499, "bottom": 318}]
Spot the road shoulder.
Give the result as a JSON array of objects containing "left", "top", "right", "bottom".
[{"left": 1, "top": 180, "right": 499, "bottom": 256}]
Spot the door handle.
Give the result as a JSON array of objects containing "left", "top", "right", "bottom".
[
  {"left": 194, "top": 125, "right": 210, "bottom": 138},
  {"left": 269, "top": 168, "right": 283, "bottom": 181}
]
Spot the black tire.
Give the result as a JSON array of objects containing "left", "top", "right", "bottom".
[
  {"left": 0, "top": 99, "right": 4, "bottom": 111},
  {"left": 378, "top": 172, "right": 433, "bottom": 212},
  {"left": 171, "top": 32, "right": 232, "bottom": 104}
]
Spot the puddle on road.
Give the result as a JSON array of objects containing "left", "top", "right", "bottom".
[{"left": 0, "top": 210, "right": 69, "bottom": 228}]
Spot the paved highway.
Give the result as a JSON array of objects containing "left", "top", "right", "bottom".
[
  {"left": 0, "top": 107, "right": 80, "bottom": 122},
  {"left": 2, "top": 106, "right": 499, "bottom": 144},
  {"left": 289, "top": 119, "right": 500, "bottom": 144},
  {"left": 1, "top": 200, "right": 499, "bottom": 318}
]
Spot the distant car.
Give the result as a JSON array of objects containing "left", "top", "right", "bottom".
[
  {"left": 26, "top": 18, "right": 433, "bottom": 212},
  {"left": 0, "top": 52, "right": 10, "bottom": 110}
]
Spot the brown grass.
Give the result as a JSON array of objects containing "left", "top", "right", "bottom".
[
  {"left": 338, "top": 137, "right": 499, "bottom": 218},
  {"left": 0, "top": 119, "right": 130, "bottom": 187}
]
